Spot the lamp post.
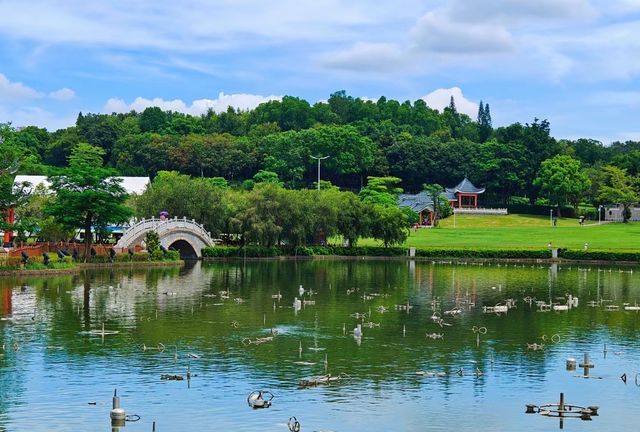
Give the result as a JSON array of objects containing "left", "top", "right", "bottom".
[
  {"left": 598, "top": 205, "right": 603, "bottom": 225},
  {"left": 310, "top": 155, "right": 329, "bottom": 192},
  {"left": 550, "top": 209, "right": 553, "bottom": 227}
]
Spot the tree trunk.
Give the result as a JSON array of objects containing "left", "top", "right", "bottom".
[
  {"left": 556, "top": 206, "right": 562, "bottom": 218},
  {"left": 84, "top": 212, "right": 93, "bottom": 263}
]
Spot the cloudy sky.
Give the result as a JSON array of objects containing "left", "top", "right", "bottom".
[{"left": 1, "top": 0, "right": 639, "bottom": 143}]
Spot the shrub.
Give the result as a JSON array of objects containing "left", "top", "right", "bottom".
[{"left": 559, "top": 250, "right": 640, "bottom": 262}]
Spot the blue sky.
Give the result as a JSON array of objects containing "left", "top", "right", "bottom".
[{"left": 1, "top": 0, "right": 639, "bottom": 143}]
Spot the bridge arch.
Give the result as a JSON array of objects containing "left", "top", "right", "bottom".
[{"left": 114, "top": 217, "right": 215, "bottom": 258}]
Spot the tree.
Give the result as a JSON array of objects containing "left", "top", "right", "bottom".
[
  {"left": 359, "top": 176, "right": 403, "bottom": 207},
  {"left": 47, "top": 144, "right": 132, "bottom": 259},
  {"left": 477, "top": 101, "right": 492, "bottom": 143},
  {"left": 422, "top": 183, "right": 447, "bottom": 227},
  {"left": 597, "top": 165, "right": 638, "bottom": 223},
  {"left": 0, "top": 125, "right": 32, "bottom": 230},
  {"left": 371, "top": 205, "right": 408, "bottom": 247},
  {"left": 443, "top": 96, "right": 462, "bottom": 138},
  {"left": 533, "top": 155, "right": 591, "bottom": 215}
]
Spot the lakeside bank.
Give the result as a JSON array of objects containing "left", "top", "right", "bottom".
[
  {"left": 0, "top": 257, "right": 184, "bottom": 277},
  {"left": 201, "top": 245, "right": 640, "bottom": 266}
]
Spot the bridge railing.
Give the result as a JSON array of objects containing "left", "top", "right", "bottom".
[{"left": 115, "top": 217, "right": 214, "bottom": 249}]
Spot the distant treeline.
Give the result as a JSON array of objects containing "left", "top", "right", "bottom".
[{"left": 3, "top": 90, "right": 640, "bottom": 203}]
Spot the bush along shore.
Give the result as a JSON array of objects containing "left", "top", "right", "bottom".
[
  {"left": 0, "top": 251, "right": 182, "bottom": 275},
  {"left": 202, "top": 246, "right": 640, "bottom": 263}
]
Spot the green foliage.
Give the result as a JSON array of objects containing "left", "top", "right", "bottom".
[
  {"left": 201, "top": 245, "right": 553, "bottom": 259},
  {"left": 9, "top": 91, "right": 640, "bottom": 213},
  {"left": 534, "top": 155, "right": 591, "bottom": 213},
  {"left": 597, "top": 165, "right": 638, "bottom": 223},
  {"left": 359, "top": 176, "right": 403, "bottom": 207},
  {"left": 370, "top": 205, "right": 409, "bottom": 247},
  {"left": 201, "top": 245, "right": 408, "bottom": 258},
  {"left": 145, "top": 230, "right": 160, "bottom": 252},
  {"left": 558, "top": 249, "right": 640, "bottom": 262},
  {"left": 46, "top": 143, "right": 132, "bottom": 256},
  {"left": 422, "top": 183, "right": 447, "bottom": 226},
  {"left": 253, "top": 170, "right": 283, "bottom": 186},
  {"left": 414, "top": 248, "right": 550, "bottom": 259}
]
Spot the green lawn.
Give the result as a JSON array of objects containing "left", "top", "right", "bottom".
[{"left": 363, "top": 214, "right": 640, "bottom": 250}]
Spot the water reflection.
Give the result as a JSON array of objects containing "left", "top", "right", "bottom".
[{"left": 1, "top": 260, "right": 639, "bottom": 431}]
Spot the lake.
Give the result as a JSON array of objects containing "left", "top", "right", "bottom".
[{"left": 1, "top": 259, "right": 639, "bottom": 431}]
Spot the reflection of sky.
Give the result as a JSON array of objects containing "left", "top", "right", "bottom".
[{"left": 0, "top": 261, "right": 639, "bottom": 431}]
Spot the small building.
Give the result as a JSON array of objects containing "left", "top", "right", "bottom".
[
  {"left": 399, "top": 178, "right": 490, "bottom": 225},
  {"left": 444, "top": 178, "right": 485, "bottom": 208},
  {"left": 604, "top": 205, "right": 640, "bottom": 222},
  {"left": 398, "top": 192, "right": 435, "bottom": 225}
]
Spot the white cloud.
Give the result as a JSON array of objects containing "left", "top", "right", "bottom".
[
  {"left": 588, "top": 91, "right": 640, "bottom": 106},
  {"left": 0, "top": 0, "right": 412, "bottom": 52},
  {"left": 449, "top": 0, "right": 597, "bottom": 23},
  {"left": 411, "top": 11, "right": 513, "bottom": 54},
  {"left": 0, "top": 105, "right": 76, "bottom": 131},
  {"left": 48, "top": 87, "right": 76, "bottom": 101},
  {"left": 318, "top": 42, "right": 408, "bottom": 72},
  {"left": 0, "top": 73, "right": 42, "bottom": 102},
  {"left": 421, "top": 87, "right": 478, "bottom": 117},
  {"left": 103, "top": 92, "right": 283, "bottom": 115}
]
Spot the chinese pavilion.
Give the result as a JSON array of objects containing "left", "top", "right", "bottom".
[{"left": 398, "top": 178, "right": 485, "bottom": 225}]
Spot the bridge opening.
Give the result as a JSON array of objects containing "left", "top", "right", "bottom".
[{"left": 169, "top": 240, "right": 198, "bottom": 260}]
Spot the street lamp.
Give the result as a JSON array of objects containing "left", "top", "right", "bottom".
[
  {"left": 598, "top": 205, "right": 603, "bottom": 225},
  {"left": 550, "top": 209, "right": 553, "bottom": 227},
  {"left": 310, "top": 155, "right": 329, "bottom": 192}
]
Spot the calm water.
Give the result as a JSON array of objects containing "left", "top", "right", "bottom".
[{"left": 1, "top": 259, "right": 639, "bottom": 432}]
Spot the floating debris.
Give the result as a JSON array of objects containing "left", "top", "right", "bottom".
[
  {"left": 160, "top": 374, "right": 184, "bottom": 381},
  {"left": 298, "top": 373, "right": 350, "bottom": 388},
  {"left": 415, "top": 371, "right": 447, "bottom": 377},
  {"left": 444, "top": 307, "right": 463, "bottom": 316},
  {"left": 242, "top": 336, "right": 274, "bottom": 346},
  {"left": 527, "top": 343, "right": 545, "bottom": 350},
  {"left": 143, "top": 343, "right": 166, "bottom": 352},
  {"left": 483, "top": 305, "right": 508, "bottom": 314},
  {"left": 541, "top": 334, "right": 561, "bottom": 344}
]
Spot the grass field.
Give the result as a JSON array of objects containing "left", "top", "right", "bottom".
[{"left": 362, "top": 214, "right": 640, "bottom": 250}]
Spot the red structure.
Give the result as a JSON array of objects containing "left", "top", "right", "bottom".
[
  {"left": 445, "top": 178, "right": 485, "bottom": 209},
  {"left": 398, "top": 178, "right": 486, "bottom": 225},
  {"left": 3, "top": 208, "right": 15, "bottom": 245}
]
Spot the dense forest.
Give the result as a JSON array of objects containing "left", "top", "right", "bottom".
[{"left": 2, "top": 90, "right": 639, "bottom": 205}]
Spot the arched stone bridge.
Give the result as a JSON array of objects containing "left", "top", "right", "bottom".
[{"left": 114, "top": 217, "right": 215, "bottom": 258}]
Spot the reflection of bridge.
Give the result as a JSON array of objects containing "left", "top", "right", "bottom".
[{"left": 114, "top": 217, "right": 215, "bottom": 258}]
